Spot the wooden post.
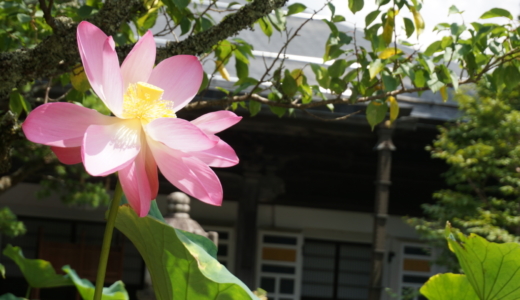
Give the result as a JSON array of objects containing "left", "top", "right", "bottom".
[
  {"left": 369, "top": 123, "right": 395, "bottom": 300},
  {"left": 235, "top": 168, "right": 261, "bottom": 289}
]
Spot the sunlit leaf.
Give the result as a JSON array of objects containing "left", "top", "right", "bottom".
[
  {"left": 387, "top": 96, "right": 399, "bottom": 122},
  {"left": 70, "top": 66, "right": 91, "bottom": 93},
  {"left": 287, "top": 3, "right": 306, "bottom": 15},
  {"left": 215, "top": 61, "right": 230, "bottom": 81},
  {"left": 440, "top": 86, "right": 448, "bottom": 102},
  {"left": 445, "top": 226, "right": 520, "bottom": 299},
  {"left": 258, "top": 17, "right": 272, "bottom": 38},
  {"left": 328, "top": 60, "right": 348, "bottom": 78},
  {"left": 0, "top": 263, "right": 4, "bottom": 279},
  {"left": 114, "top": 206, "right": 258, "bottom": 300},
  {"left": 366, "top": 100, "right": 388, "bottom": 130},
  {"left": 348, "top": 0, "right": 364, "bottom": 14},
  {"left": 448, "top": 5, "right": 461, "bottom": 15},
  {"left": 420, "top": 274, "right": 477, "bottom": 300},
  {"left": 62, "top": 266, "right": 129, "bottom": 300},
  {"left": 378, "top": 48, "right": 402, "bottom": 59},
  {"left": 369, "top": 59, "right": 385, "bottom": 79},
  {"left": 411, "top": 7, "right": 425, "bottom": 37},
  {"left": 2, "top": 245, "right": 73, "bottom": 288},
  {"left": 480, "top": 8, "right": 513, "bottom": 20}
]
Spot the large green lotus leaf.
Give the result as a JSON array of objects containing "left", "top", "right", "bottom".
[
  {"left": 420, "top": 273, "right": 478, "bottom": 300},
  {"left": 114, "top": 205, "right": 258, "bottom": 300},
  {"left": 0, "top": 293, "right": 25, "bottom": 300},
  {"left": 2, "top": 244, "right": 73, "bottom": 288},
  {"left": 62, "top": 265, "right": 129, "bottom": 300},
  {"left": 446, "top": 228, "right": 520, "bottom": 299}
]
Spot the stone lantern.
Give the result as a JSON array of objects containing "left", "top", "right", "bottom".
[{"left": 137, "top": 192, "right": 218, "bottom": 300}]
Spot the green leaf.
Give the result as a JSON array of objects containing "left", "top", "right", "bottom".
[
  {"left": 403, "top": 17, "right": 415, "bottom": 38},
  {"left": 348, "top": 0, "right": 364, "bottom": 14},
  {"left": 2, "top": 244, "right": 73, "bottom": 288},
  {"left": 427, "top": 72, "right": 444, "bottom": 93},
  {"left": 180, "top": 17, "right": 191, "bottom": 36},
  {"left": 0, "top": 263, "right": 4, "bottom": 279},
  {"left": 287, "top": 3, "right": 306, "bottom": 15},
  {"left": 172, "top": 0, "right": 190, "bottom": 9},
  {"left": 328, "top": 60, "right": 348, "bottom": 78},
  {"left": 366, "top": 100, "right": 388, "bottom": 130},
  {"left": 77, "top": 5, "right": 94, "bottom": 18},
  {"left": 480, "top": 8, "right": 513, "bottom": 20},
  {"left": 445, "top": 229, "right": 520, "bottom": 299},
  {"left": 71, "top": 66, "right": 92, "bottom": 93},
  {"left": 368, "top": 59, "right": 385, "bottom": 79},
  {"left": 310, "top": 64, "right": 330, "bottom": 89},
  {"left": 450, "top": 23, "right": 466, "bottom": 36},
  {"left": 269, "top": 106, "right": 287, "bottom": 118},
  {"left": 424, "top": 40, "right": 441, "bottom": 56},
  {"left": 449, "top": 69, "right": 459, "bottom": 91},
  {"left": 365, "top": 10, "right": 380, "bottom": 26},
  {"left": 268, "top": 9, "right": 286, "bottom": 32},
  {"left": 504, "top": 65, "right": 520, "bottom": 89},
  {"left": 249, "top": 101, "right": 261, "bottom": 117},
  {"left": 258, "top": 17, "right": 272, "bottom": 37},
  {"left": 62, "top": 266, "right": 129, "bottom": 300},
  {"left": 448, "top": 5, "right": 461, "bottom": 15},
  {"left": 420, "top": 273, "right": 478, "bottom": 300},
  {"left": 329, "top": 78, "right": 347, "bottom": 94},
  {"left": 282, "top": 70, "right": 298, "bottom": 98},
  {"left": 382, "top": 73, "right": 398, "bottom": 91},
  {"left": 0, "top": 294, "right": 25, "bottom": 300},
  {"left": 235, "top": 56, "right": 249, "bottom": 79},
  {"left": 9, "top": 90, "right": 23, "bottom": 117},
  {"left": 16, "top": 13, "right": 31, "bottom": 23},
  {"left": 327, "top": 2, "right": 335, "bottom": 16},
  {"left": 414, "top": 69, "right": 426, "bottom": 87},
  {"left": 114, "top": 206, "right": 257, "bottom": 300},
  {"left": 332, "top": 15, "right": 346, "bottom": 23}
]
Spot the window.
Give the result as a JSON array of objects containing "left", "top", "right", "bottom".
[
  {"left": 301, "top": 239, "right": 371, "bottom": 300},
  {"left": 399, "top": 243, "right": 433, "bottom": 300},
  {"left": 257, "top": 231, "right": 302, "bottom": 300}
]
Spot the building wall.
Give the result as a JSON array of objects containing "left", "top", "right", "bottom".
[{"left": 0, "top": 183, "right": 440, "bottom": 300}]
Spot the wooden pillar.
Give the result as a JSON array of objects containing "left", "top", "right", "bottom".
[
  {"left": 369, "top": 123, "right": 395, "bottom": 300},
  {"left": 235, "top": 168, "right": 261, "bottom": 289}
]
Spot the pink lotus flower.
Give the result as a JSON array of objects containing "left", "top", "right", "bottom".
[{"left": 22, "top": 21, "right": 241, "bottom": 217}]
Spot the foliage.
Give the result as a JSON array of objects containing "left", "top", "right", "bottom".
[
  {"left": 2, "top": 244, "right": 73, "bottom": 289},
  {"left": 421, "top": 224, "right": 520, "bottom": 300},
  {"left": 63, "top": 265, "right": 129, "bottom": 300},
  {"left": 114, "top": 204, "right": 258, "bottom": 300},
  {"left": 0, "top": 207, "right": 26, "bottom": 237},
  {"left": 2, "top": 245, "right": 130, "bottom": 299},
  {"left": 407, "top": 89, "right": 520, "bottom": 270},
  {"left": 1, "top": 0, "right": 520, "bottom": 208}
]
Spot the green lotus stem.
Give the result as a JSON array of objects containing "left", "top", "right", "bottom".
[
  {"left": 25, "top": 286, "right": 31, "bottom": 299},
  {"left": 94, "top": 180, "right": 123, "bottom": 300}
]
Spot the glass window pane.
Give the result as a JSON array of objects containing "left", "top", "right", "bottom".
[
  {"left": 260, "top": 277, "right": 276, "bottom": 293},
  {"left": 218, "top": 244, "right": 228, "bottom": 256},
  {"left": 404, "top": 246, "right": 431, "bottom": 256},
  {"left": 264, "top": 235, "right": 297, "bottom": 245},
  {"left": 280, "top": 278, "right": 295, "bottom": 294},
  {"left": 261, "top": 264, "right": 295, "bottom": 274},
  {"left": 402, "top": 275, "right": 430, "bottom": 284}
]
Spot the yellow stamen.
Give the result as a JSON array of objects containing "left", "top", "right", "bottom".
[{"left": 122, "top": 82, "right": 176, "bottom": 124}]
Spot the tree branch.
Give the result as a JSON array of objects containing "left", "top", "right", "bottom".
[
  {"left": 0, "top": 0, "right": 144, "bottom": 105},
  {"left": 117, "top": 0, "right": 288, "bottom": 62}
]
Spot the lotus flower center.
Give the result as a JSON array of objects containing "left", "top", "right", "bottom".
[{"left": 122, "top": 82, "right": 176, "bottom": 124}]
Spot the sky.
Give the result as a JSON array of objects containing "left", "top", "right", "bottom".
[{"left": 291, "top": 0, "right": 520, "bottom": 49}]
